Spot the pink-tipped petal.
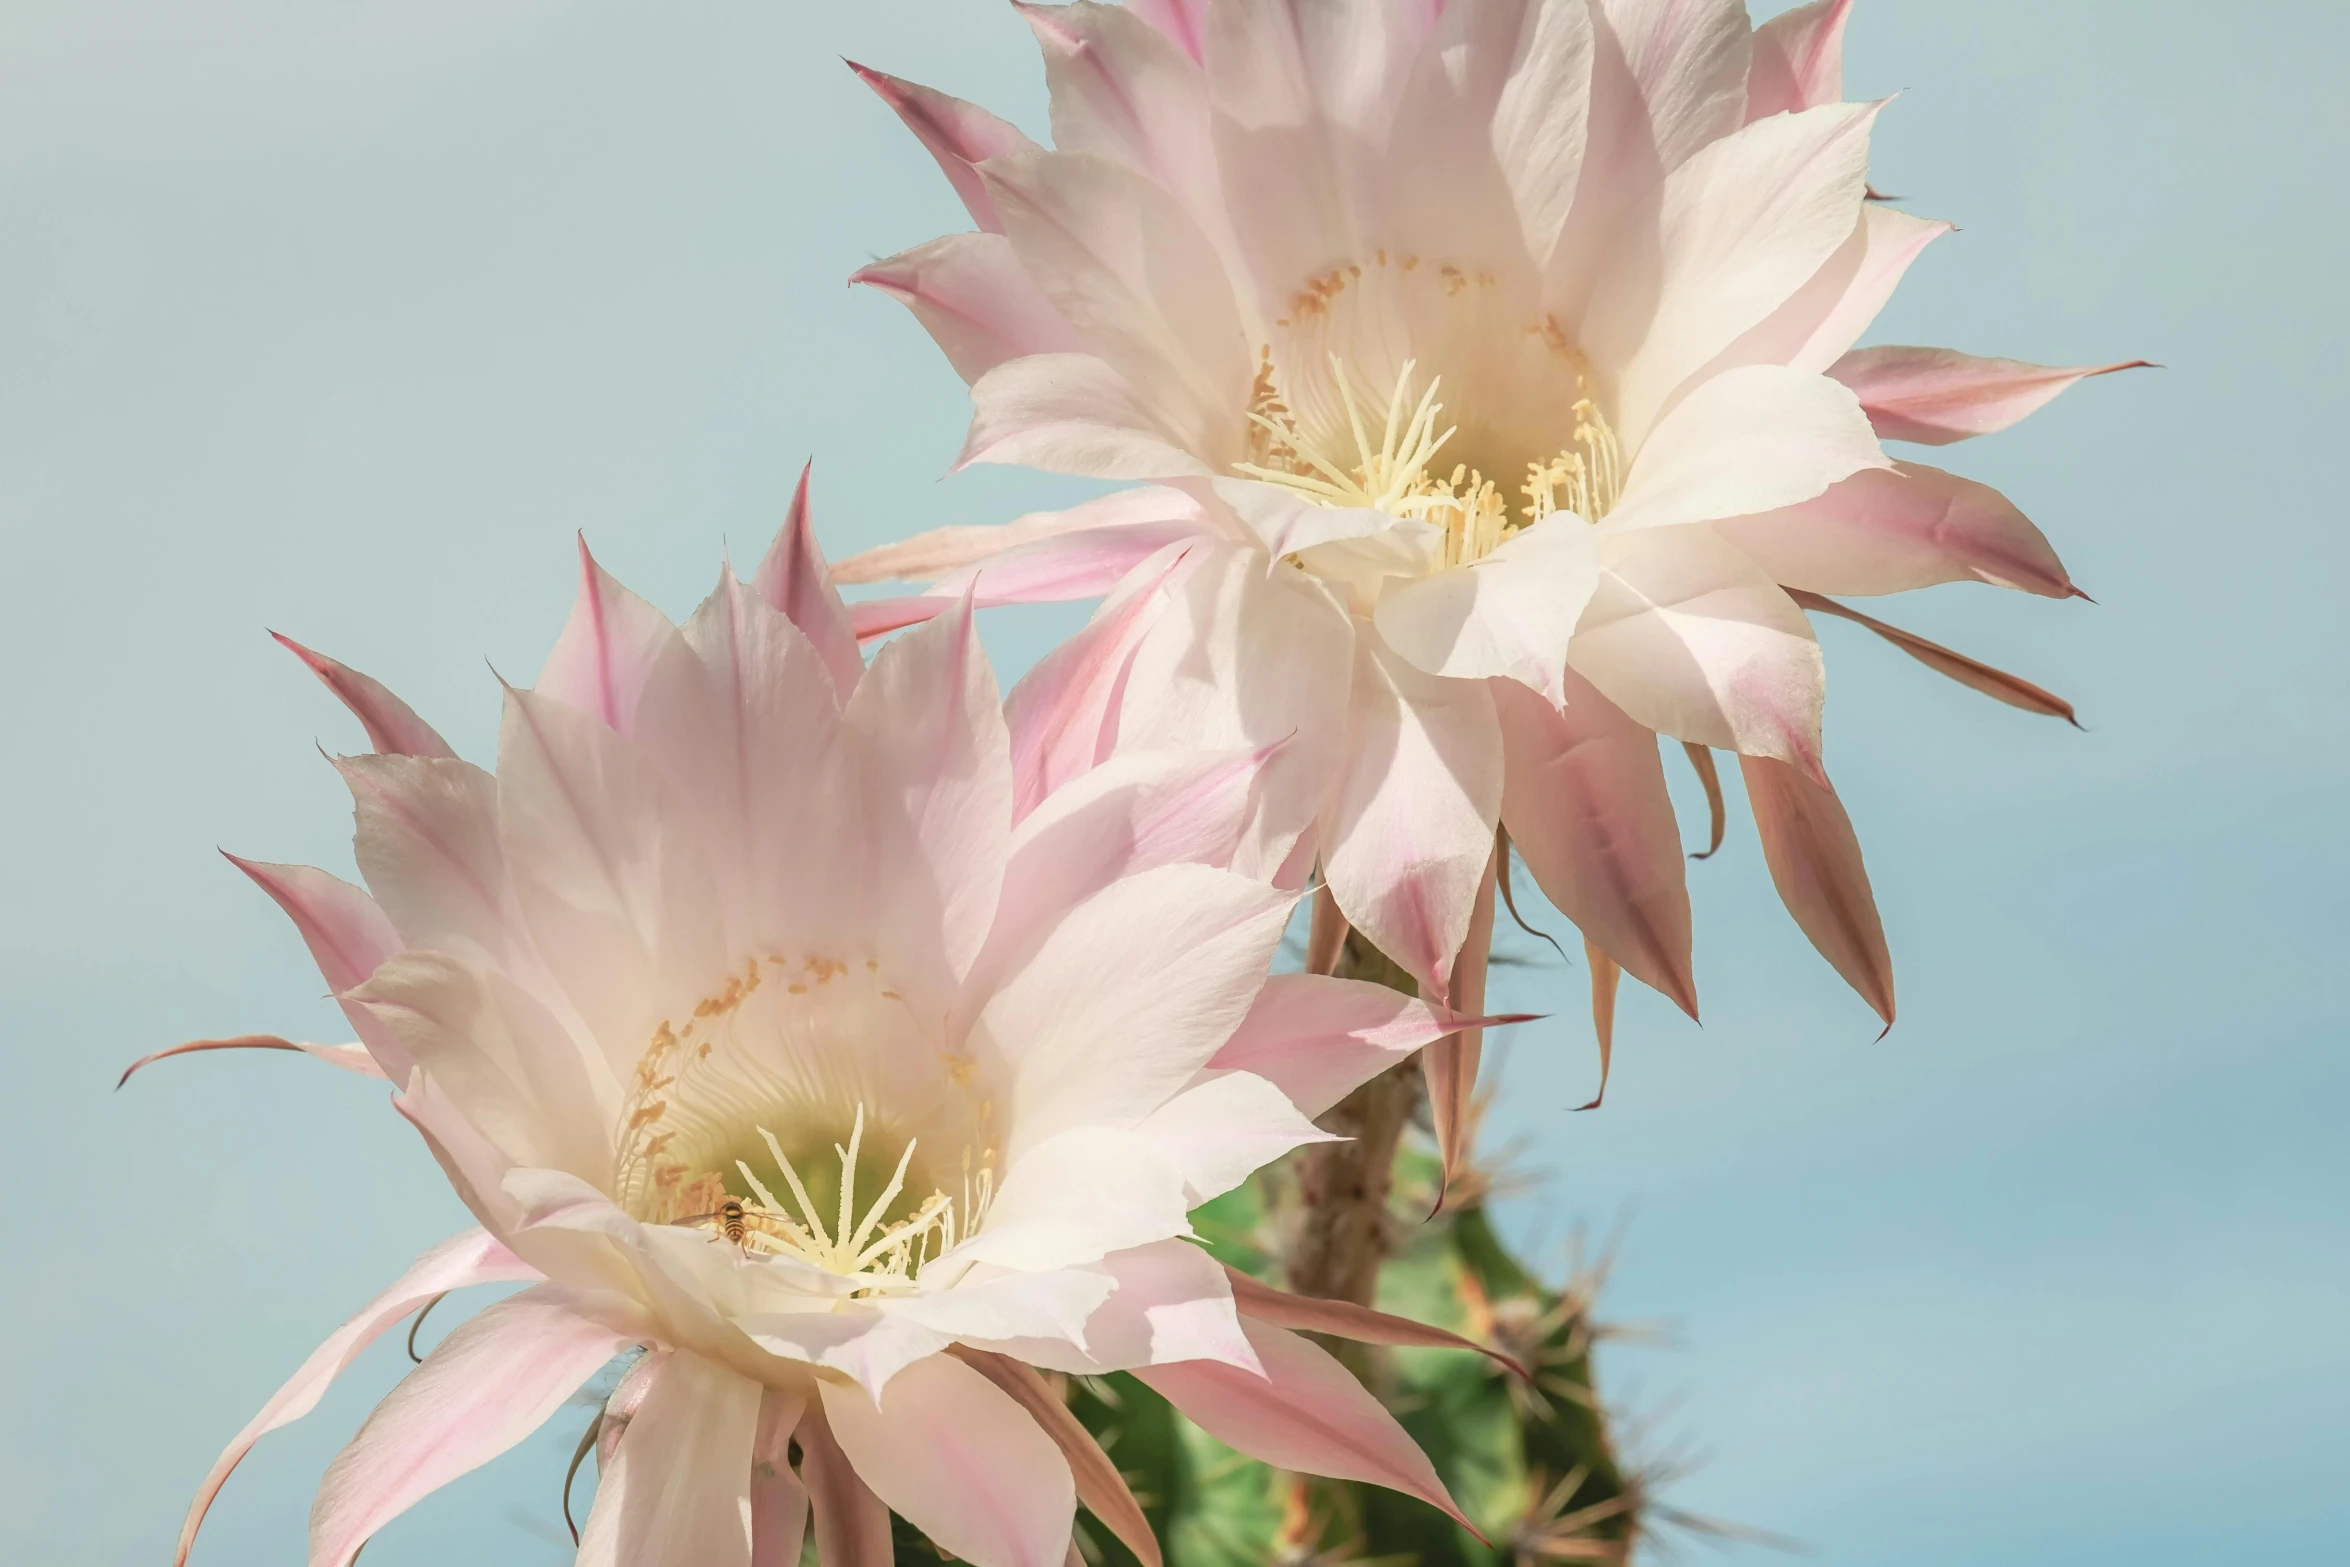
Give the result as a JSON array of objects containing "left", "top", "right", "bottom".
[
  {"left": 1423, "top": 850, "right": 1496, "bottom": 1210},
  {"left": 849, "top": 62, "right": 1039, "bottom": 233},
  {"left": 575, "top": 1352, "right": 763, "bottom": 1567},
  {"left": 953, "top": 1349, "right": 1162, "bottom": 1567},
  {"left": 1786, "top": 589, "right": 2081, "bottom": 724},
  {"left": 173, "top": 1230, "right": 538, "bottom": 1567},
  {"left": 310, "top": 1287, "right": 630, "bottom": 1567},
  {"left": 855, "top": 233, "right": 1085, "bottom": 386},
  {"left": 1138, "top": 1068, "right": 1339, "bottom": 1206},
  {"left": 908, "top": 519, "right": 1211, "bottom": 617},
  {"left": 1003, "top": 541, "right": 1195, "bottom": 819},
  {"left": 336, "top": 753, "right": 510, "bottom": 959},
  {"left": 818, "top": 1354, "right": 1075, "bottom": 1567},
  {"left": 961, "top": 353, "right": 1217, "bottom": 481},
  {"left": 1321, "top": 636, "right": 1503, "bottom": 1000},
  {"left": 1127, "top": 0, "right": 1209, "bottom": 62},
  {"left": 1135, "top": 1319, "right": 1472, "bottom": 1533},
  {"left": 1493, "top": 673, "right": 1697, "bottom": 1016},
  {"left": 538, "top": 536, "right": 683, "bottom": 737},
  {"left": 1576, "top": 938, "right": 1621, "bottom": 1110},
  {"left": 797, "top": 1407, "right": 894, "bottom": 1567},
  {"left": 1207, "top": 972, "right": 1527, "bottom": 1119},
  {"left": 752, "top": 463, "right": 865, "bottom": 700},
  {"left": 1830, "top": 346, "right": 2153, "bottom": 446},
  {"left": 272, "top": 633, "right": 454, "bottom": 758},
  {"left": 1739, "top": 754, "right": 1895, "bottom": 1026},
  {"left": 835, "top": 487, "right": 1204, "bottom": 588},
  {"left": 1718, "top": 460, "right": 2079, "bottom": 599},
  {"left": 1745, "top": 0, "right": 1852, "bottom": 120},
  {"left": 118, "top": 1034, "right": 384, "bottom": 1090},
  {"left": 1224, "top": 1266, "right": 1524, "bottom": 1378},
  {"left": 225, "top": 854, "right": 410, "bottom": 1077}
]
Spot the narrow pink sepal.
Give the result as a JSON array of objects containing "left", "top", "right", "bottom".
[
  {"left": 1135, "top": 1319, "right": 1478, "bottom": 1539},
  {"left": 796, "top": 1406, "right": 895, "bottom": 1567},
  {"left": 1424, "top": 851, "right": 1496, "bottom": 1214},
  {"left": 224, "top": 855, "right": 399, "bottom": 994},
  {"left": 752, "top": 462, "right": 865, "bottom": 700},
  {"left": 1224, "top": 1267, "right": 1525, "bottom": 1378},
  {"left": 272, "top": 633, "right": 454, "bottom": 758},
  {"left": 173, "top": 1230, "right": 538, "bottom": 1567},
  {"left": 118, "top": 1034, "right": 384, "bottom": 1090},
  {"left": 1831, "top": 346, "right": 2154, "bottom": 445},
  {"left": 1787, "top": 589, "right": 2083, "bottom": 725},
  {"left": 1574, "top": 939, "right": 1622, "bottom": 1111},
  {"left": 1739, "top": 754, "right": 1896, "bottom": 1028},
  {"left": 847, "top": 61, "right": 1037, "bottom": 233},
  {"left": 537, "top": 535, "right": 678, "bottom": 735}
]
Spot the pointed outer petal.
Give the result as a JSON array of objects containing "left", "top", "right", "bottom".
[
  {"left": 171, "top": 1231, "right": 536, "bottom": 1567},
  {"left": 308, "top": 1287, "right": 629, "bottom": 1567},
  {"left": 975, "top": 860, "right": 1294, "bottom": 1158},
  {"left": 1739, "top": 753, "right": 1894, "bottom": 1025},
  {"left": 225, "top": 854, "right": 411, "bottom": 1077},
  {"left": 1422, "top": 849, "right": 1495, "bottom": 1210},
  {"left": 1135, "top": 1068, "right": 1340, "bottom": 1206},
  {"left": 848, "top": 63, "right": 1038, "bottom": 233},
  {"left": 961, "top": 352, "right": 1219, "bottom": 480},
  {"left": 496, "top": 685, "right": 727, "bottom": 1070},
  {"left": 538, "top": 538, "right": 682, "bottom": 736},
  {"left": 1223, "top": 1266, "right": 1524, "bottom": 1378},
  {"left": 1745, "top": 0, "right": 1851, "bottom": 120},
  {"left": 1492, "top": 673, "right": 1696, "bottom": 1013},
  {"left": 1571, "top": 937, "right": 1624, "bottom": 1109},
  {"left": 1609, "top": 365, "right": 1892, "bottom": 537},
  {"left": 1567, "top": 526, "right": 1824, "bottom": 769},
  {"left": 966, "top": 1239, "right": 1259, "bottom": 1377},
  {"left": 750, "top": 1391, "right": 812, "bottom": 1567},
  {"left": 949, "top": 1125, "right": 1197, "bottom": 1274},
  {"left": 1373, "top": 517, "right": 1601, "bottom": 701},
  {"left": 1681, "top": 741, "right": 1727, "bottom": 858},
  {"left": 1305, "top": 883, "right": 1349, "bottom": 976},
  {"left": 1206, "top": 972, "right": 1525, "bottom": 1118},
  {"left": 1717, "top": 459, "right": 2077, "bottom": 599},
  {"left": 1786, "top": 588, "right": 2082, "bottom": 724},
  {"left": 951, "top": 1348, "right": 1163, "bottom": 1567},
  {"left": 352, "top": 952, "right": 615, "bottom": 1182},
  {"left": 1127, "top": 0, "right": 1207, "bottom": 61},
  {"left": 978, "top": 743, "right": 1269, "bottom": 1002},
  {"left": 818, "top": 1353, "right": 1076, "bottom": 1567},
  {"left": 1321, "top": 636, "right": 1503, "bottom": 1000},
  {"left": 855, "top": 232, "right": 1085, "bottom": 387},
  {"left": 1705, "top": 204, "right": 1949, "bottom": 381},
  {"left": 1387, "top": 0, "right": 1595, "bottom": 264},
  {"left": 1021, "top": 1, "right": 1228, "bottom": 261},
  {"left": 751, "top": 463, "right": 865, "bottom": 701},
  {"left": 1003, "top": 540, "right": 1196, "bottom": 819},
  {"left": 910, "top": 517, "right": 1213, "bottom": 612},
  {"left": 572, "top": 1351, "right": 761, "bottom": 1567},
  {"left": 1591, "top": 0, "right": 1755, "bottom": 172},
  {"left": 979, "top": 150, "right": 1250, "bottom": 469},
  {"left": 797, "top": 1406, "right": 895, "bottom": 1567},
  {"left": 837, "top": 487, "right": 1207, "bottom": 589},
  {"left": 273, "top": 634, "right": 454, "bottom": 758},
  {"left": 118, "top": 1034, "right": 385, "bottom": 1089},
  {"left": 1603, "top": 101, "right": 1881, "bottom": 444},
  {"left": 1133, "top": 1319, "right": 1472, "bottom": 1532},
  {"left": 843, "top": 597, "right": 1013, "bottom": 981},
  {"left": 337, "top": 753, "right": 509, "bottom": 959},
  {"left": 1829, "top": 346, "right": 2155, "bottom": 446}
]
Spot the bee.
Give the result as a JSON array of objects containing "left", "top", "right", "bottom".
[{"left": 674, "top": 1200, "right": 802, "bottom": 1252}]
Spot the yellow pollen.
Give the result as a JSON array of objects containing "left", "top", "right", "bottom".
[{"left": 1236, "top": 354, "right": 1625, "bottom": 567}]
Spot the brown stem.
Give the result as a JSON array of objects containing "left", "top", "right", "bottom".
[{"left": 1283, "top": 931, "right": 1422, "bottom": 1310}]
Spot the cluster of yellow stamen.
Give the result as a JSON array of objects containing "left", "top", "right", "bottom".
[
  {"left": 674, "top": 1106, "right": 988, "bottom": 1293},
  {"left": 1237, "top": 354, "right": 1624, "bottom": 569}
]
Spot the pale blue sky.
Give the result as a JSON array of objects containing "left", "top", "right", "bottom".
[{"left": 2, "top": 3, "right": 2342, "bottom": 1563}]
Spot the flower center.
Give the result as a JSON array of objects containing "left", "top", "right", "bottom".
[
  {"left": 1237, "top": 353, "right": 1624, "bottom": 568},
  {"left": 610, "top": 953, "right": 999, "bottom": 1293}
]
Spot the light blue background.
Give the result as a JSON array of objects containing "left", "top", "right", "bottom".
[{"left": 2, "top": 2, "right": 2341, "bottom": 1562}]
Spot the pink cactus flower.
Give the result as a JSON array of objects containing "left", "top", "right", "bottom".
[
  {"left": 838, "top": 0, "right": 2139, "bottom": 1061},
  {"left": 160, "top": 475, "right": 1517, "bottom": 1567}
]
